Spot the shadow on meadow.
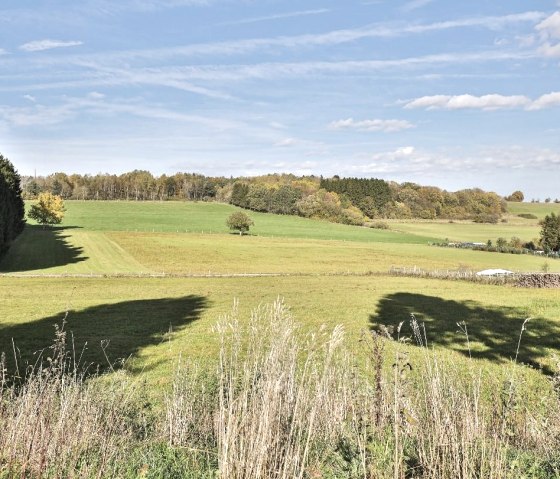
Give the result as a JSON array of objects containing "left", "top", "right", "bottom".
[
  {"left": 370, "top": 292, "right": 560, "bottom": 375},
  {"left": 0, "top": 225, "right": 86, "bottom": 272},
  {"left": 0, "top": 295, "right": 208, "bottom": 375}
]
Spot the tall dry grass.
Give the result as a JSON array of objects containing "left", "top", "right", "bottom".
[
  {"left": 1, "top": 300, "right": 559, "bottom": 478},
  {"left": 0, "top": 323, "right": 143, "bottom": 478}
]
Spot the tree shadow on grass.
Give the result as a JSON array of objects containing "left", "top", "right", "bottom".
[
  {"left": 0, "top": 225, "right": 87, "bottom": 272},
  {"left": 0, "top": 295, "right": 208, "bottom": 376},
  {"left": 370, "top": 293, "right": 560, "bottom": 375}
]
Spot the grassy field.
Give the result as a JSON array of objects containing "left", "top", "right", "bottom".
[
  {"left": 58, "top": 200, "right": 438, "bottom": 243},
  {"left": 2, "top": 200, "right": 559, "bottom": 275},
  {"left": 1, "top": 275, "right": 559, "bottom": 382},
  {"left": 1, "top": 200, "right": 559, "bottom": 394},
  {"left": 389, "top": 219, "right": 542, "bottom": 244},
  {"left": 507, "top": 200, "right": 560, "bottom": 219}
]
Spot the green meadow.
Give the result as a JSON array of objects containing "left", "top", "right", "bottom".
[
  {"left": 1, "top": 200, "right": 559, "bottom": 391},
  {"left": 2, "top": 201, "right": 558, "bottom": 275},
  {"left": 507, "top": 200, "right": 560, "bottom": 219}
]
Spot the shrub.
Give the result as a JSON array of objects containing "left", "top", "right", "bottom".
[
  {"left": 518, "top": 213, "right": 538, "bottom": 220},
  {"left": 473, "top": 213, "right": 499, "bottom": 224},
  {"left": 366, "top": 221, "right": 390, "bottom": 230}
]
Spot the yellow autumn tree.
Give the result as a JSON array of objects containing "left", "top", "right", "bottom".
[{"left": 28, "top": 192, "right": 66, "bottom": 227}]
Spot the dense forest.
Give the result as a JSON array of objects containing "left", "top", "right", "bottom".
[
  {"left": 0, "top": 155, "right": 25, "bottom": 256},
  {"left": 22, "top": 171, "right": 507, "bottom": 225}
]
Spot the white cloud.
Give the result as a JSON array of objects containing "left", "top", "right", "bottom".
[
  {"left": 22, "top": 11, "right": 543, "bottom": 64},
  {"left": 274, "top": 137, "right": 298, "bottom": 147},
  {"left": 329, "top": 118, "right": 415, "bottom": 132},
  {"left": 82, "top": 0, "right": 212, "bottom": 15},
  {"left": 395, "top": 146, "right": 415, "bottom": 156},
  {"left": 0, "top": 48, "right": 7, "bottom": 55},
  {"left": 538, "top": 42, "right": 560, "bottom": 57},
  {"left": 536, "top": 12, "right": 560, "bottom": 57},
  {"left": 493, "top": 38, "right": 509, "bottom": 46},
  {"left": 23, "top": 94, "right": 36, "bottom": 102},
  {"left": 272, "top": 137, "right": 328, "bottom": 155},
  {"left": 218, "top": 9, "right": 330, "bottom": 26},
  {"left": 19, "top": 39, "right": 83, "bottom": 52},
  {"left": 528, "top": 92, "right": 560, "bottom": 110},
  {"left": 536, "top": 11, "right": 560, "bottom": 39},
  {"left": 0, "top": 94, "right": 240, "bottom": 128},
  {"left": 478, "top": 146, "right": 560, "bottom": 169},
  {"left": 516, "top": 34, "right": 536, "bottom": 47},
  {"left": 404, "top": 94, "right": 531, "bottom": 110},
  {"left": 349, "top": 145, "right": 560, "bottom": 177},
  {"left": 401, "top": 0, "right": 435, "bottom": 13},
  {"left": 2, "top": 51, "right": 533, "bottom": 96},
  {"left": 405, "top": 92, "right": 560, "bottom": 110},
  {"left": 0, "top": 103, "right": 77, "bottom": 126}
]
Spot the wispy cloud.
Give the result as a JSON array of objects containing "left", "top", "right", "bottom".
[
  {"left": 19, "top": 11, "right": 543, "bottom": 65},
  {"left": 272, "top": 137, "right": 328, "bottom": 156},
  {"left": 536, "top": 11, "right": 560, "bottom": 57},
  {"left": 0, "top": 94, "right": 240, "bottom": 128},
  {"left": 329, "top": 118, "right": 415, "bottom": 132},
  {"left": 274, "top": 137, "right": 298, "bottom": 147},
  {"left": 0, "top": 62, "right": 234, "bottom": 100},
  {"left": 0, "top": 50, "right": 534, "bottom": 97},
  {"left": 218, "top": 9, "right": 330, "bottom": 26},
  {"left": 401, "top": 0, "right": 435, "bottom": 13},
  {"left": 349, "top": 145, "right": 560, "bottom": 177},
  {"left": 536, "top": 11, "right": 560, "bottom": 38},
  {"left": 19, "top": 39, "right": 83, "bottom": 52},
  {"left": 81, "top": 0, "right": 213, "bottom": 15},
  {"left": 404, "top": 92, "right": 560, "bottom": 110}
]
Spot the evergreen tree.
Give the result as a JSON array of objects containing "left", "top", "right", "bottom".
[
  {"left": 540, "top": 213, "right": 560, "bottom": 252},
  {"left": 0, "top": 154, "right": 26, "bottom": 256}
]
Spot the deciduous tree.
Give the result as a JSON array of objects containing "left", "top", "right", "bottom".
[
  {"left": 505, "top": 190, "right": 524, "bottom": 202},
  {"left": 226, "top": 211, "right": 254, "bottom": 235},
  {"left": 28, "top": 192, "right": 66, "bottom": 227}
]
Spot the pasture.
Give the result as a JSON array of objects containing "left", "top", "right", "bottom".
[
  {"left": 2, "top": 201, "right": 559, "bottom": 275},
  {"left": 507, "top": 200, "right": 560, "bottom": 219},
  {"left": 1, "top": 200, "right": 560, "bottom": 394},
  {"left": 1, "top": 275, "right": 559, "bottom": 384}
]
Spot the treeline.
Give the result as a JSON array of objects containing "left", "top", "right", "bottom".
[
  {"left": 23, "top": 171, "right": 506, "bottom": 224},
  {"left": 0, "top": 155, "right": 25, "bottom": 256},
  {"left": 385, "top": 183, "right": 505, "bottom": 222},
  {"left": 22, "top": 171, "right": 224, "bottom": 202},
  {"left": 229, "top": 177, "right": 505, "bottom": 224}
]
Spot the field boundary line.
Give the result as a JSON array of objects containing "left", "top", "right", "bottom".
[{"left": 0, "top": 271, "right": 388, "bottom": 279}]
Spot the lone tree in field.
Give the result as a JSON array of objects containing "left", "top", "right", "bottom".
[
  {"left": 540, "top": 212, "right": 560, "bottom": 252},
  {"left": 28, "top": 192, "right": 66, "bottom": 227},
  {"left": 226, "top": 211, "right": 254, "bottom": 235}
]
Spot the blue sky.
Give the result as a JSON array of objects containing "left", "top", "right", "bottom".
[{"left": 1, "top": 0, "right": 559, "bottom": 198}]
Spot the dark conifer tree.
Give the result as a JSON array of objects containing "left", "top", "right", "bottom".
[{"left": 0, "top": 154, "right": 26, "bottom": 256}]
